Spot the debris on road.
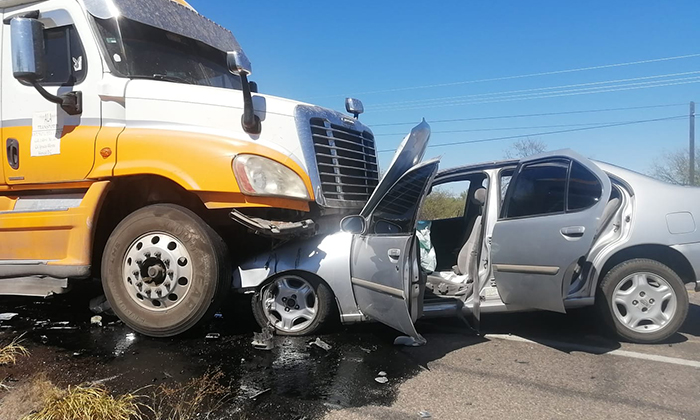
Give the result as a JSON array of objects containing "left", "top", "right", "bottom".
[
  {"left": 249, "top": 388, "right": 271, "bottom": 400},
  {"left": 252, "top": 327, "right": 274, "bottom": 350},
  {"left": 309, "top": 337, "right": 332, "bottom": 351},
  {"left": 418, "top": 410, "right": 432, "bottom": 418},
  {"left": 377, "top": 371, "right": 387, "bottom": 377},
  {"left": 90, "top": 315, "right": 103, "bottom": 327},
  {"left": 0, "top": 312, "right": 18, "bottom": 321},
  {"left": 205, "top": 332, "right": 220, "bottom": 340},
  {"left": 89, "top": 294, "right": 113, "bottom": 315},
  {"left": 394, "top": 335, "right": 427, "bottom": 347},
  {"left": 374, "top": 376, "right": 389, "bottom": 384}
]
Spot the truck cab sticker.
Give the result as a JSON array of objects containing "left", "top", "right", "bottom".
[
  {"left": 31, "top": 112, "right": 63, "bottom": 157},
  {"left": 72, "top": 56, "right": 83, "bottom": 72}
]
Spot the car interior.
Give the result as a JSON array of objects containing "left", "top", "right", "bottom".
[{"left": 419, "top": 171, "right": 490, "bottom": 300}]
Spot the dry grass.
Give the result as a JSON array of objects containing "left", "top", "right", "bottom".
[
  {"left": 0, "top": 335, "right": 30, "bottom": 366},
  {"left": 148, "top": 369, "right": 230, "bottom": 420},
  {"left": 23, "top": 384, "right": 146, "bottom": 420},
  {"left": 0, "top": 374, "right": 62, "bottom": 420}
]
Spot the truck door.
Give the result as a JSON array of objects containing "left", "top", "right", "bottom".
[
  {"left": 350, "top": 159, "right": 440, "bottom": 341},
  {"left": 2, "top": 3, "right": 101, "bottom": 184},
  {"left": 491, "top": 150, "right": 611, "bottom": 312}
]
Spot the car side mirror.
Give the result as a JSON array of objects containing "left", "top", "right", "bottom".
[
  {"left": 340, "top": 215, "right": 366, "bottom": 234},
  {"left": 10, "top": 17, "right": 46, "bottom": 82}
]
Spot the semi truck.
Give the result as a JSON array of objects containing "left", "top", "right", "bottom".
[{"left": 0, "top": 0, "right": 378, "bottom": 336}]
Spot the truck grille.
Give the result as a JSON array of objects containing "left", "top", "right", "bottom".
[{"left": 310, "top": 118, "right": 379, "bottom": 204}]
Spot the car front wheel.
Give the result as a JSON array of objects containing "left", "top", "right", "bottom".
[
  {"left": 598, "top": 258, "right": 688, "bottom": 343},
  {"left": 251, "top": 273, "right": 334, "bottom": 336}
]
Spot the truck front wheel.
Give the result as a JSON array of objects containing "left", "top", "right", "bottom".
[{"left": 101, "top": 204, "right": 230, "bottom": 337}]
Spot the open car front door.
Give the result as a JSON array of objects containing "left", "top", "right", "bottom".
[
  {"left": 491, "top": 150, "right": 611, "bottom": 312},
  {"left": 350, "top": 158, "right": 440, "bottom": 343}
]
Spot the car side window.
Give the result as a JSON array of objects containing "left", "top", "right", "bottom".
[
  {"left": 42, "top": 25, "right": 87, "bottom": 85},
  {"left": 505, "top": 159, "right": 568, "bottom": 218},
  {"left": 371, "top": 163, "right": 436, "bottom": 234},
  {"left": 418, "top": 180, "right": 470, "bottom": 221},
  {"left": 568, "top": 161, "right": 602, "bottom": 211}
]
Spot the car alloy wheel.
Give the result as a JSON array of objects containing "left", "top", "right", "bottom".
[
  {"left": 611, "top": 271, "right": 678, "bottom": 333},
  {"left": 261, "top": 275, "right": 318, "bottom": 333}
]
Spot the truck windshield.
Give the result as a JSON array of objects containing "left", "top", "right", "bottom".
[{"left": 94, "top": 17, "right": 242, "bottom": 89}]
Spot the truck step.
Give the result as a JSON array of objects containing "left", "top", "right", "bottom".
[{"left": 0, "top": 276, "right": 70, "bottom": 297}]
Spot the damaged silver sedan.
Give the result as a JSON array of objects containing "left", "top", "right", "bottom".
[{"left": 234, "top": 121, "right": 696, "bottom": 344}]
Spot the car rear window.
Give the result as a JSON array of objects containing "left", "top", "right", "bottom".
[{"left": 567, "top": 161, "right": 602, "bottom": 211}]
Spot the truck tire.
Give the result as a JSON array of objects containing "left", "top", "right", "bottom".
[
  {"left": 597, "top": 258, "right": 688, "bottom": 343},
  {"left": 101, "top": 204, "right": 230, "bottom": 337},
  {"left": 251, "top": 273, "right": 335, "bottom": 336}
]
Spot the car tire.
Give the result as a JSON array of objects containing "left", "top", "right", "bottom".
[
  {"left": 101, "top": 204, "right": 230, "bottom": 337},
  {"left": 251, "top": 273, "right": 335, "bottom": 336},
  {"left": 597, "top": 258, "right": 688, "bottom": 344}
]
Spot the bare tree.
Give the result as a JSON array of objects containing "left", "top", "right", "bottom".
[
  {"left": 503, "top": 138, "right": 547, "bottom": 159},
  {"left": 650, "top": 148, "right": 700, "bottom": 185}
]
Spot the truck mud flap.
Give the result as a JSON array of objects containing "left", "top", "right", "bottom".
[{"left": 230, "top": 209, "right": 317, "bottom": 238}]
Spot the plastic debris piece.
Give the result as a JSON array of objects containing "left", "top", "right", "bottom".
[
  {"left": 393, "top": 334, "right": 427, "bottom": 347},
  {"left": 249, "top": 388, "right": 271, "bottom": 399},
  {"left": 374, "top": 376, "right": 389, "bottom": 384},
  {"left": 309, "top": 337, "right": 332, "bottom": 351},
  {"left": 0, "top": 313, "right": 18, "bottom": 321},
  {"left": 90, "top": 315, "right": 103, "bottom": 327},
  {"left": 418, "top": 411, "right": 432, "bottom": 418},
  {"left": 377, "top": 371, "right": 387, "bottom": 377},
  {"left": 360, "top": 346, "right": 372, "bottom": 354},
  {"left": 252, "top": 326, "right": 274, "bottom": 350},
  {"left": 214, "top": 313, "right": 224, "bottom": 319},
  {"left": 40, "top": 335, "right": 48, "bottom": 344},
  {"left": 205, "top": 332, "right": 220, "bottom": 340},
  {"left": 89, "top": 295, "right": 114, "bottom": 315}
]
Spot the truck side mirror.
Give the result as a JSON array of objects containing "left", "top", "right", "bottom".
[
  {"left": 340, "top": 215, "right": 366, "bottom": 234},
  {"left": 226, "top": 50, "right": 252, "bottom": 76},
  {"left": 10, "top": 17, "right": 46, "bottom": 82},
  {"left": 10, "top": 16, "right": 82, "bottom": 115},
  {"left": 345, "top": 98, "right": 364, "bottom": 119},
  {"left": 227, "top": 50, "right": 261, "bottom": 135}
]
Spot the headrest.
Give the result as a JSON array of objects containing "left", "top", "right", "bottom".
[{"left": 472, "top": 187, "right": 487, "bottom": 206}]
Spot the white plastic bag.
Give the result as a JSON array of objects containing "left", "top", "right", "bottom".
[{"left": 416, "top": 220, "right": 436, "bottom": 272}]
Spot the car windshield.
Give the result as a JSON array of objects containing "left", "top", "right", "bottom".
[{"left": 94, "top": 16, "right": 242, "bottom": 90}]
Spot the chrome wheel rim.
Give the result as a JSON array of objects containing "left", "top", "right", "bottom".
[
  {"left": 612, "top": 272, "right": 677, "bottom": 333},
  {"left": 122, "top": 232, "right": 193, "bottom": 311},
  {"left": 262, "top": 275, "right": 318, "bottom": 333}
]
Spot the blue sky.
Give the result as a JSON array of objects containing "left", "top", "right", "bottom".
[{"left": 189, "top": 0, "right": 699, "bottom": 174}]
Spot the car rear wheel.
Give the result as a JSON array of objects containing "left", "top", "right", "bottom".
[
  {"left": 102, "top": 204, "right": 230, "bottom": 337},
  {"left": 598, "top": 258, "right": 688, "bottom": 343},
  {"left": 251, "top": 273, "right": 334, "bottom": 336}
]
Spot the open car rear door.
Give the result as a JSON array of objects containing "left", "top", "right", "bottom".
[
  {"left": 351, "top": 158, "right": 440, "bottom": 342},
  {"left": 491, "top": 150, "right": 611, "bottom": 312}
]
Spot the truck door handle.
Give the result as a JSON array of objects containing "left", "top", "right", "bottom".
[
  {"left": 6, "top": 138, "right": 19, "bottom": 170},
  {"left": 560, "top": 226, "right": 585, "bottom": 238},
  {"left": 388, "top": 248, "right": 401, "bottom": 262}
]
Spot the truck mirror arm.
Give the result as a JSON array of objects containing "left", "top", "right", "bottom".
[
  {"left": 239, "top": 72, "right": 261, "bottom": 135},
  {"left": 29, "top": 80, "right": 82, "bottom": 115}
]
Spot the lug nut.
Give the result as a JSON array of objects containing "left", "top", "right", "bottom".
[
  {"left": 164, "top": 282, "right": 171, "bottom": 289},
  {"left": 144, "top": 252, "right": 151, "bottom": 258},
  {"left": 164, "top": 259, "right": 170, "bottom": 267},
  {"left": 145, "top": 289, "right": 152, "bottom": 296},
  {"left": 295, "top": 305, "right": 300, "bottom": 310},
  {"left": 136, "top": 259, "right": 143, "bottom": 265},
  {"left": 133, "top": 270, "right": 139, "bottom": 276},
  {"left": 642, "top": 307, "right": 648, "bottom": 312},
  {"left": 156, "top": 289, "right": 163, "bottom": 297},
  {"left": 168, "top": 271, "right": 174, "bottom": 278},
  {"left": 155, "top": 252, "right": 161, "bottom": 258},
  {"left": 282, "top": 297, "right": 287, "bottom": 302},
  {"left": 284, "top": 307, "right": 290, "bottom": 312},
  {"left": 137, "top": 283, "right": 143, "bottom": 290},
  {"left": 640, "top": 291, "right": 645, "bottom": 297},
  {"left": 632, "top": 300, "right": 638, "bottom": 305},
  {"left": 649, "top": 298, "right": 655, "bottom": 304},
  {"left": 292, "top": 294, "right": 297, "bottom": 299}
]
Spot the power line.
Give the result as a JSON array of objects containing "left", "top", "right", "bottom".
[
  {"left": 311, "top": 53, "right": 700, "bottom": 99},
  {"left": 377, "top": 115, "right": 686, "bottom": 153},
  {"left": 374, "top": 118, "right": 678, "bottom": 137},
  {"left": 370, "top": 71, "right": 700, "bottom": 109},
  {"left": 371, "top": 76, "right": 700, "bottom": 112},
  {"left": 371, "top": 103, "right": 688, "bottom": 127}
]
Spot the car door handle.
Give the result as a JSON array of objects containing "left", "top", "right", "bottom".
[
  {"left": 388, "top": 248, "right": 401, "bottom": 262},
  {"left": 560, "top": 226, "right": 585, "bottom": 238},
  {"left": 6, "top": 138, "right": 19, "bottom": 170}
]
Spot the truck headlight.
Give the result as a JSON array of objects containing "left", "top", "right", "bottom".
[{"left": 233, "top": 154, "right": 310, "bottom": 200}]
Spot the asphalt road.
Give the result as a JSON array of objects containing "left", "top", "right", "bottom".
[{"left": 0, "top": 285, "right": 698, "bottom": 420}]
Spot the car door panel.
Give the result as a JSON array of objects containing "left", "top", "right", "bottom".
[
  {"left": 492, "top": 150, "right": 611, "bottom": 313},
  {"left": 350, "top": 158, "right": 440, "bottom": 340}
]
